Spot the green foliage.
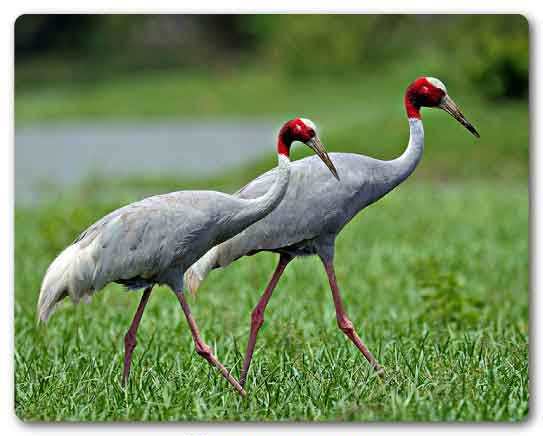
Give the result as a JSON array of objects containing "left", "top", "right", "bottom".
[
  {"left": 453, "top": 15, "right": 529, "bottom": 99},
  {"left": 244, "top": 15, "right": 381, "bottom": 75},
  {"left": 16, "top": 15, "right": 529, "bottom": 102},
  {"left": 15, "top": 182, "right": 528, "bottom": 421}
]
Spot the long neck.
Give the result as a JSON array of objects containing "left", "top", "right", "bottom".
[
  {"left": 388, "top": 117, "right": 424, "bottom": 186},
  {"left": 346, "top": 97, "right": 425, "bottom": 218},
  {"left": 382, "top": 86, "right": 426, "bottom": 187},
  {"left": 242, "top": 152, "right": 291, "bottom": 221},
  {"left": 220, "top": 140, "right": 291, "bottom": 242}
]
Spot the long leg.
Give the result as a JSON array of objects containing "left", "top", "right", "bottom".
[
  {"left": 239, "top": 253, "right": 293, "bottom": 387},
  {"left": 122, "top": 286, "right": 153, "bottom": 385},
  {"left": 175, "top": 291, "right": 246, "bottom": 396},
  {"left": 319, "top": 254, "right": 384, "bottom": 376}
]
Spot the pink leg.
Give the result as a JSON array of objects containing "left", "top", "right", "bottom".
[
  {"left": 175, "top": 291, "right": 246, "bottom": 396},
  {"left": 321, "top": 258, "right": 384, "bottom": 376},
  {"left": 239, "top": 254, "right": 292, "bottom": 387},
  {"left": 122, "top": 286, "right": 153, "bottom": 386}
]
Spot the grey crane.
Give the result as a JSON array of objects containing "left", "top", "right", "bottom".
[
  {"left": 185, "top": 77, "right": 480, "bottom": 387},
  {"left": 37, "top": 117, "right": 339, "bottom": 396}
]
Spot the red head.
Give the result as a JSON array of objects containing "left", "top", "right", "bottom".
[
  {"left": 277, "top": 117, "right": 339, "bottom": 180},
  {"left": 405, "top": 76, "right": 480, "bottom": 137},
  {"left": 277, "top": 118, "right": 318, "bottom": 156},
  {"left": 405, "top": 77, "right": 447, "bottom": 119}
]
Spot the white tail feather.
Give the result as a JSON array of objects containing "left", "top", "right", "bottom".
[
  {"left": 184, "top": 247, "right": 219, "bottom": 295},
  {"left": 37, "top": 242, "right": 97, "bottom": 322}
]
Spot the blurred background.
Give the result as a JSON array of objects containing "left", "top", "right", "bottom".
[
  {"left": 15, "top": 14, "right": 528, "bottom": 204},
  {"left": 14, "top": 15, "right": 530, "bottom": 421}
]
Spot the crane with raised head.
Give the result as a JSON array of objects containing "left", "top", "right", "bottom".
[
  {"left": 185, "top": 77, "right": 480, "bottom": 387},
  {"left": 37, "top": 117, "right": 338, "bottom": 396}
]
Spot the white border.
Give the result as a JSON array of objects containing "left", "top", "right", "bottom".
[{"left": 2, "top": 1, "right": 540, "bottom": 434}]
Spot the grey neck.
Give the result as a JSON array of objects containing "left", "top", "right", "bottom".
[
  {"left": 388, "top": 117, "right": 425, "bottom": 187},
  {"left": 248, "top": 154, "right": 291, "bottom": 217},
  {"left": 224, "top": 153, "right": 290, "bottom": 240}
]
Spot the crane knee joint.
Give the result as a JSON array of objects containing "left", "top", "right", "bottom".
[
  {"left": 124, "top": 332, "right": 137, "bottom": 349},
  {"left": 195, "top": 342, "right": 212, "bottom": 358},
  {"left": 337, "top": 317, "right": 354, "bottom": 334},
  {"left": 251, "top": 309, "right": 265, "bottom": 329}
]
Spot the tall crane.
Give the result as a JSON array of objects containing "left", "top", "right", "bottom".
[{"left": 185, "top": 77, "right": 480, "bottom": 387}]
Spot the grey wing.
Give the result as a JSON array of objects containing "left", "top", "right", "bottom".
[
  {"left": 222, "top": 152, "right": 389, "bottom": 262},
  {"left": 187, "top": 152, "right": 393, "bottom": 285},
  {"left": 227, "top": 155, "right": 349, "bottom": 256},
  {"left": 76, "top": 193, "right": 212, "bottom": 290}
]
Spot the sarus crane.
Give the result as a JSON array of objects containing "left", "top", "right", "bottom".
[
  {"left": 185, "top": 77, "right": 480, "bottom": 387},
  {"left": 37, "top": 117, "right": 339, "bottom": 396}
]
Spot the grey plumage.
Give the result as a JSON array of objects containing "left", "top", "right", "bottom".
[
  {"left": 185, "top": 119, "right": 424, "bottom": 289},
  {"left": 38, "top": 160, "right": 291, "bottom": 322},
  {"left": 37, "top": 117, "right": 340, "bottom": 324},
  {"left": 185, "top": 77, "right": 479, "bottom": 387},
  {"left": 37, "top": 117, "right": 343, "bottom": 396}
]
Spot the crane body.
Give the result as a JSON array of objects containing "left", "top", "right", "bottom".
[
  {"left": 186, "top": 77, "right": 480, "bottom": 387},
  {"left": 188, "top": 139, "right": 421, "bottom": 271}
]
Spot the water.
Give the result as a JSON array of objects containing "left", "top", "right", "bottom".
[{"left": 15, "top": 120, "right": 277, "bottom": 204}]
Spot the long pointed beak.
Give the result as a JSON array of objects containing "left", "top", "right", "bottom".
[
  {"left": 439, "top": 95, "right": 480, "bottom": 138},
  {"left": 305, "top": 135, "right": 340, "bottom": 180}
]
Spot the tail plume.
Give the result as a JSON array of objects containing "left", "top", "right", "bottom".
[
  {"left": 184, "top": 247, "right": 219, "bottom": 295},
  {"left": 37, "top": 243, "right": 94, "bottom": 322}
]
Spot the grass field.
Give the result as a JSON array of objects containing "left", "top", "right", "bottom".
[
  {"left": 15, "top": 180, "right": 528, "bottom": 421},
  {"left": 14, "top": 57, "right": 529, "bottom": 421}
]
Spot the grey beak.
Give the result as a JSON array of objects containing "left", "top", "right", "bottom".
[
  {"left": 439, "top": 95, "right": 480, "bottom": 138},
  {"left": 305, "top": 135, "right": 340, "bottom": 180}
]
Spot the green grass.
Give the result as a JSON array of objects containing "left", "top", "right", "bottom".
[
  {"left": 15, "top": 53, "right": 529, "bottom": 421},
  {"left": 15, "top": 180, "right": 528, "bottom": 421}
]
